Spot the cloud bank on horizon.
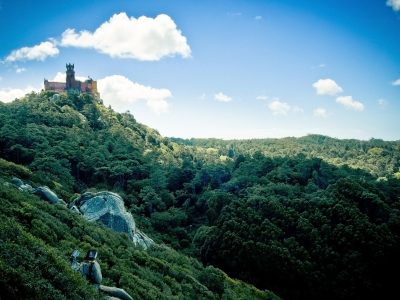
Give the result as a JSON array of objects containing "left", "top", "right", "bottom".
[{"left": 0, "top": 86, "right": 38, "bottom": 103}]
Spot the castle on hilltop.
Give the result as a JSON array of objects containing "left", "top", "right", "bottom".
[{"left": 44, "top": 64, "right": 99, "bottom": 97}]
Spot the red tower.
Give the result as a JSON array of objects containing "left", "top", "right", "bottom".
[{"left": 66, "top": 63, "right": 76, "bottom": 89}]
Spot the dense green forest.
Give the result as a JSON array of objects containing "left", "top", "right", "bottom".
[
  {"left": 170, "top": 136, "right": 400, "bottom": 177},
  {"left": 0, "top": 90, "right": 399, "bottom": 299}
]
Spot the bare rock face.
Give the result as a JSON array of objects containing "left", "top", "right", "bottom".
[{"left": 69, "top": 191, "right": 154, "bottom": 249}]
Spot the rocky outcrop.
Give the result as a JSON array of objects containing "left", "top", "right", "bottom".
[
  {"left": 71, "top": 252, "right": 132, "bottom": 300},
  {"left": 71, "top": 260, "right": 103, "bottom": 284},
  {"left": 69, "top": 191, "right": 154, "bottom": 249},
  {"left": 32, "top": 186, "right": 67, "bottom": 206},
  {"left": 11, "top": 178, "right": 34, "bottom": 192},
  {"left": 11, "top": 178, "right": 67, "bottom": 205}
]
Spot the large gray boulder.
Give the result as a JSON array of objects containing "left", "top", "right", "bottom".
[
  {"left": 70, "top": 191, "right": 154, "bottom": 249},
  {"left": 11, "top": 178, "right": 23, "bottom": 187},
  {"left": 32, "top": 186, "right": 67, "bottom": 205}
]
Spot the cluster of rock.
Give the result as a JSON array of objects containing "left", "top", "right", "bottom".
[
  {"left": 9, "top": 179, "right": 153, "bottom": 299},
  {"left": 69, "top": 191, "right": 154, "bottom": 249},
  {"left": 11, "top": 178, "right": 34, "bottom": 192},
  {"left": 71, "top": 253, "right": 133, "bottom": 300},
  {"left": 9, "top": 178, "right": 155, "bottom": 297},
  {"left": 11, "top": 178, "right": 67, "bottom": 205},
  {"left": 10, "top": 178, "right": 154, "bottom": 250}
]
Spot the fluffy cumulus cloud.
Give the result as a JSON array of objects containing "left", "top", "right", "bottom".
[
  {"left": 312, "top": 79, "right": 343, "bottom": 95},
  {"left": 256, "top": 95, "right": 268, "bottom": 100},
  {"left": 16, "top": 68, "right": 27, "bottom": 73},
  {"left": 214, "top": 92, "right": 232, "bottom": 102},
  {"left": 60, "top": 13, "right": 191, "bottom": 61},
  {"left": 336, "top": 96, "right": 364, "bottom": 111},
  {"left": 98, "top": 75, "right": 171, "bottom": 114},
  {"left": 255, "top": 16, "right": 262, "bottom": 20},
  {"left": 392, "top": 78, "right": 400, "bottom": 86},
  {"left": 0, "top": 86, "right": 38, "bottom": 103},
  {"left": 387, "top": 0, "right": 400, "bottom": 11},
  {"left": 5, "top": 41, "right": 59, "bottom": 62},
  {"left": 52, "top": 72, "right": 88, "bottom": 82},
  {"left": 268, "top": 99, "right": 290, "bottom": 115},
  {"left": 314, "top": 107, "right": 327, "bottom": 117}
]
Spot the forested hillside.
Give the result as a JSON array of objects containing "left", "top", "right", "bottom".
[{"left": 0, "top": 90, "right": 399, "bottom": 300}]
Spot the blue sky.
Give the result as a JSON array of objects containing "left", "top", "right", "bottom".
[{"left": 1, "top": 0, "right": 399, "bottom": 140}]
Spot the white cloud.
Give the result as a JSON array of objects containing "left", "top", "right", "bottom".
[
  {"left": 268, "top": 98, "right": 290, "bottom": 115},
  {"left": 0, "top": 86, "right": 38, "bottom": 103},
  {"left": 387, "top": 0, "right": 400, "bottom": 11},
  {"left": 311, "top": 64, "right": 326, "bottom": 69},
  {"left": 16, "top": 68, "right": 27, "bottom": 73},
  {"left": 378, "top": 98, "right": 388, "bottom": 108},
  {"left": 392, "top": 78, "right": 400, "bottom": 85},
  {"left": 336, "top": 96, "right": 364, "bottom": 111},
  {"left": 214, "top": 92, "right": 232, "bottom": 102},
  {"left": 256, "top": 95, "right": 268, "bottom": 100},
  {"left": 198, "top": 93, "right": 206, "bottom": 100},
  {"left": 293, "top": 106, "right": 304, "bottom": 114},
  {"left": 255, "top": 16, "right": 262, "bottom": 20},
  {"left": 228, "top": 12, "right": 242, "bottom": 16},
  {"left": 52, "top": 72, "right": 88, "bottom": 82},
  {"left": 312, "top": 79, "right": 343, "bottom": 95},
  {"left": 98, "top": 75, "right": 171, "bottom": 114},
  {"left": 5, "top": 41, "right": 59, "bottom": 62},
  {"left": 60, "top": 13, "right": 191, "bottom": 61},
  {"left": 314, "top": 108, "right": 327, "bottom": 117}
]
